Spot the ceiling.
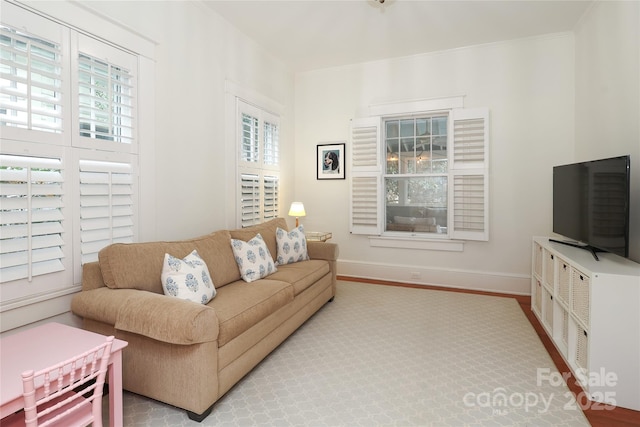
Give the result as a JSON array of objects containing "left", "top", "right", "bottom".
[{"left": 203, "top": 0, "right": 593, "bottom": 72}]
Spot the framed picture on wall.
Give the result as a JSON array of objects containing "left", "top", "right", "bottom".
[{"left": 317, "top": 142, "right": 345, "bottom": 180}]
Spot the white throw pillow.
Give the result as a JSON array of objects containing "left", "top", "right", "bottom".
[
  {"left": 275, "top": 225, "right": 309, "bottom": 265},
  {"left": 161, "top": 250, "right": 216, "bottom": 304},
  {"left": 230, "top": 233, "right": 277, "bottom": 283}
]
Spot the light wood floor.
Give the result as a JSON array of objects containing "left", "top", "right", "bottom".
[{"left": 339, "top": 276, "right": 640, "bottom": 427}]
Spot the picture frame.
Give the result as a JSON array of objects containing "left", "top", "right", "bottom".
[{"left": 317, "top": 142, "right": 346, "bottom": 180}]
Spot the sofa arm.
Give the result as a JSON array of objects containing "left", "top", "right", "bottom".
[
  {"left": 307, "top": 241, "right": 339, "bottom": 261},
  {"left": 115, "top": 291, "right": 219, "bottom": 345},
  {"left": 81, "top": 261, "right": 106, "bottom": 291},
  {"left": 72, "top": 288, "right": 142, "bottom": 325}
]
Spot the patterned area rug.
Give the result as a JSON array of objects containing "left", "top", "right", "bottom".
[{"left": 117, "top": 280, "right": 589, "bottom": 426}]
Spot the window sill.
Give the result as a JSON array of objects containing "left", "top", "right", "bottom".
[{"left": 368, "top": 235, "right": 464, "bottom": 252}]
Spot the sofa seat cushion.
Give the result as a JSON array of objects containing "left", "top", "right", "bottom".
[
  {"left": 268, "top": 260, "right": 330, "bottom": 296},
  {"left": 209, "top": 279, "right": 294, "bottom": 346}
]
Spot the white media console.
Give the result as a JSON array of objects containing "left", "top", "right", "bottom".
[{"left": 531, "top": 237, "right": 640, "bottom": 411}]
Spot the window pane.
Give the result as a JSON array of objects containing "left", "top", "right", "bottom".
[
  {"left": 263, "top": 121, "right": 279, "bottom": 166},
  {"left": 399, "top": 119, "right": 413, "bottom": 137},
  {"left": 384, "top": 176, "right": 448, "bottom": 234},
  {"left": 385, "top": 120, "right": 398, "bottom": 138},
  {"left": 386, "top": 139, "right": 399, "bottom": 174},
  {"left": 77, "top": 53, "right": 134, "bottom": 144},
  {"left": 415, "top": 145, "right": 430, "bottom": 174},
  {"left": 432, "top": 117, "right": 447, "bottom": 135},
  {"left": 433, "top": 136, "right": 448, "bottom": 172},
  {"left": 400, "top": 137, "right": 414, "bottom": 174},
  {"left": 384, "top": 114, "right": 448, "bottom": 177},
  {"left": 241, "top": 113, "right": 259, "bottom": 163},
  {"left": 0, "top": 25, "right": 63, "bottom": 133},
  {"left": 416, "top": 118, "right": 428, "bottom": 137}
]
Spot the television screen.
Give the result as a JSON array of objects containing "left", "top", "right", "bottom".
[{"left": 553, "top": 155, "right": 630, "bottom": 258}]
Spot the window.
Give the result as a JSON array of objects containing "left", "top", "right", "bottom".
[
  {"left": 349, "top": 98, "right": 489, "bottom": 242},
  {"left": 0, "top": 25, "right": 63, "bottom": 134},
  {"left": 237, "top": 99, "right": 280, "bottom": 228},
  {"left": 384, "top": 115, "right": 449, "bottom": 235},
  {"left": 0, "top": 2, "right": 141, "bottom": 314},
  {"left": 73, "top": 33, "right": 137, "bottom": 154},
  {"left": 77, "top": 53, "right": 134, "bottom": 144}
]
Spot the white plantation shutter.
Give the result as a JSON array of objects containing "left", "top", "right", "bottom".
[
  {"left": 349, "top": 117, "right": 382, "bottom": 235},
  {"left": 451, "top": 111, "right": 487, "bottom": 168},
  {"left": 0, "top": 154, "right": 66, "bottom": 283},
  {"left": 236, "top": 99, "right": 280, "bottom": 227},
  {"left": 263, "top": 121, "right": 279, "bottom": 167},
  {"left": 0, "top": 19, "right": 64, "bottom": 137},
  {"left": 240, "top": 173, "right": 260, "bottom": 227},
  {"left": 78, "top": 159, "right": 135, "bottom": 264},
  {"left": 350, "top": 176, "right": 381, "bottom": 234},
  {"left": 74, "top": 34, "right": 137, "bottom": 154},
  {"left": 351, "top": 119, "right": 380, "bottom": 170},
  {"left": 239, "top": 173, "right": 279, "bottom": 227},
  {"left": 263, "top": 175, "right": 279, "bottom": 221},
  {"left": 241, "top": 112, "right": 259, "bottom": 163},
  {"left": 452, "top": 173, "right": 486, "bottom": 234},
  {"left": 77, "top": 53, "right": 134, "bottom": 144},
  {"left": 450, "top": 108, "right": 489, "bottom": 241},
  {"left": 0, "top": 3, "right": 150, "bottom": 329},
  {"left": 239, "top": 102, "right": 279, "bottom": 167}
]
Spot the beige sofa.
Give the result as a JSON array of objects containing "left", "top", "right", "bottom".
[{"left": 71, "top": 218, "right": 338, "bottom": 421}]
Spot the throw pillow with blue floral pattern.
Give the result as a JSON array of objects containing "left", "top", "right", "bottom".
[
  {"left": 275, "top": 225, "right": 309, "bottom": 265},
  {"left": 230, "top": 233, "right": 277, "bottom": 283},
  {"left": 161, "top": 250, "right": 216, "bottom": 304}
]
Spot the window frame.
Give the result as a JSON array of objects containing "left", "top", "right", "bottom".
[
  {"left": 0, "top": 5, "right": 69, "bottom": 146},
  {"left": 349, "top": 97, "right": 489, "bottom": 247},
  {"left": 383, "top": 112, "right": 450, "bottom": 238},
  {"left": 0, "top": 0, "right": 152, "bottom": 331},
  {"left": 236, "top": 98, "right": 281, "bottom": 228}
]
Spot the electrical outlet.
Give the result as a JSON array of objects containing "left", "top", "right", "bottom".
[{"left": 410, "top": 272, "right": 421, "bottom": 279}]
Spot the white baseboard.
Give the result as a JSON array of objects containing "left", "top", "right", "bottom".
[
  {"left": 337, "top": 259, "right": 531, "bottom": 295},
  {"left": 0, "top": 291, "right": 80, "bottom": 334}
]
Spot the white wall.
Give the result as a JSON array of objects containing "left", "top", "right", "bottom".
[
  {"left": 574, "top": 0, "right": 640, "bottom": 262},
  {"left": 294, "top": 34, "right": 576, "bottom": 294},
  {"left": 72, "top": 0, "right": 296, "bottom": 241}
]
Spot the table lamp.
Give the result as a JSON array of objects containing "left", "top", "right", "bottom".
[{"left": 288, "top": 202, "right": 306, "bottom": 227}]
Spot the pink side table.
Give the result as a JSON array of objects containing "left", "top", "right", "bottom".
[{"left": 0, "top": 322, "right": 128, "bottom": 427}]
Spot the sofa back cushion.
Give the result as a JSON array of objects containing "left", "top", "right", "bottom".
[
  {"left": 229, "top": 217, "right": 286, "bottom": 262},
  {"left": 99, "top": 230, "right": 241, "bottom": 292}
]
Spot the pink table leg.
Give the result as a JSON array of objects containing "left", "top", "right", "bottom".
[{"left": 108, "top": 350, "right": 124, "bottom": 427}]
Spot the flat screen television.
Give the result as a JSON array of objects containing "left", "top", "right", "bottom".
[{"left": 552, "top": 155, "right": 631, "bottom": 260}]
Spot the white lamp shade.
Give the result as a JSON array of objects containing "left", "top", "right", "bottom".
[{"left": 288, "top": 202, "right": 306, "bottom": 217}]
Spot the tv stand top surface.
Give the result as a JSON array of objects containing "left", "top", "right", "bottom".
[
  {"left": 536, "top": 236, "right": 640, "bottom": 276},
  {"left": 548, "top": 239, "right": 603, "bottom": 261}
]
